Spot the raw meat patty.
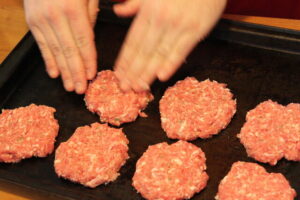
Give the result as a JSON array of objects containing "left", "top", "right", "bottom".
[
  {"left": 85, "top": 70, "right": 154, "bottom": 126},
  {"left": 0, "top": 104, "right": 59, "bottom": 163},
  {"left": 159, "top": 77, "right": 236, "bottom": 140},
  {"left": 54, "top": 123, "right": 129, "bottom": 188},
  {"left": 238, "top": 100, "right": 300, "bottom": 165},
  {"left": 132, "top": 140, "right": 209, "bottom": 200},
  {"left": 216, "top": 161, "right": 296, "bottom": 200}
]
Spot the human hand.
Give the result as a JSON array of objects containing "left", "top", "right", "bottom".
[
  {"left": 113, "top": 0, "right": 227, "bottom": 92},
  {"left": 24, "top": 0, "right": 99, "bottom": 94}
]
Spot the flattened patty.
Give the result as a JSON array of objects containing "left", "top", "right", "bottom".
[
  {"left": 85, "top": 70, "right": 154, "bottom": 126},
  {"left": 216, "top": 161, "right": 296, "bottom": 200},
  {"left": 0, "top": 104, "right": 59, "bottom": 163},
  {"left": 133, "top": 141, "right": 209, "bottom": 200},
  {"left": 54, "top": 123, "right": 129, "bottom": 188},
  {"left": 159, "top": 77, "right": 236, "bottom": 140},
  {"left": 238, "top": 100, "right": 300, "bottom": 165}
]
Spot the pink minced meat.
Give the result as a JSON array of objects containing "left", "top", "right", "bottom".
[
  {"left": 216, "top": 161, "right": 296, "bottom": 200},
  {"left": 132, "top": 140, "right": 209, "bottom": 200},
  {"left": 84, "top": 70, "right": 154, "bottom": 126},
  {"left": 159, "top": 77, "right": 236, "bottom": 141},
  {"left": 238, "top": 100, "right": 300, "bottom": 165},
  {"left": 54, "top": 123, "right": 129, "bottom": 188},
  {"left": 0, "top": 104, "right": 59, "bottom": 163}
]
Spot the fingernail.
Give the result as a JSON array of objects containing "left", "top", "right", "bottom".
[
  {"left": 139, "top": 80, "right": 150, "bottom": 91},
  {"left": 75, "top": 82, "right": 85, "bottom": 94},
  {"left": 87, "top": 70, "right": 95, "bottom": 80},
  {"left": 157, "top": 71, "right": 168, "bottom": 82},
  {"left": 48, "top": 69, "right": 57, "bottom": 78},
  {"left": 120, "top": 81, "right": 131, "bottom": 92},
  {"left": 64, "top": 81, "right": 74, "bottom": 92}
]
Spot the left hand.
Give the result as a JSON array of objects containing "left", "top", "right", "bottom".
[{"left": 113, "top": 0, "right": 227, "bottom": 92}]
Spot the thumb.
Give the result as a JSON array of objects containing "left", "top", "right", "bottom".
[{"left": 113, "top": 0, "right": 141, "bottom": 17}]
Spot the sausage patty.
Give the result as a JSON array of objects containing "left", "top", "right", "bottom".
[
  {"left": 159, "top": 77, "right": 236, "bottom": 140},
  {"left": 85, "top": 70, "right": 154, "bottom": 126},
  {"left": 54, "top": 123, "right": 129, "bottom": 188},
  {"left": 216, "top": 161, "right": 296, "bottom": 200},
  {"left": 0, "top": 104, "right": 59, "bottom": 163},
  {"left": 133, "top": 140, "right": 209, "bottom": 200},
  {"left": 238, "top": 100, "right": 300, "bottom": 165}
]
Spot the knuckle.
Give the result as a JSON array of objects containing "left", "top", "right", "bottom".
[
  {"left": 69, "top": 64, "right": 85, "bottom": 78},
  {"left": 45, "top": 6, "right": 59, "bottom": 22},
  {"left": 49, "top": 43, "right": 61, "bottom": 56},
  {"left": 25, "top": 15, "right": 36, "bottom": 26},
  {"left": 169, "top": 14, "right": 182, "bottom": 28},
  {"left": 185, "top": 18, "right": 202, "bottom": 33},
  {"left": 62, "top": 46, "right": 76, "bottom": 59},
  {"left": 72, "top": 72, "right": 84, "bottom": 83},
  {"left": 76, "top": 35, "right": 89, "bottom": 48},
  {"left": 26, "top": 14, "right": 47, "bottom": 29},
  {"left": 64, "top": 6, "right": 78, "bottom": 20},
  {"left": 156, "top": 43, "right": 171, "bottom": 58}
]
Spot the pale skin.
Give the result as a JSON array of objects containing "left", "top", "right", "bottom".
[{"left": 24, "top": 0, "right": 227, "bottom": 94}]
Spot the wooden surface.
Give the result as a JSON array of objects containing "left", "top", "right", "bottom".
[
  {"left": 223, "top": 14, "right": 300, "bottom": 30},
  {"left": 0, "top": 0, "right": 28, "bottom": 64},
  {"left": 0, "top": 1, "right": 300, "bottom": 200}
]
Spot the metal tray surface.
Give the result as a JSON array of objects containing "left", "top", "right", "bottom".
[{"left": 0, "top": 15, "right": 300, "bottom": 200}]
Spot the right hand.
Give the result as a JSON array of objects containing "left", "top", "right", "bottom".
[
  {"left": 24, "top": 0, "right": 99, "bottom": 94},
  {"left": 113, "top": 0, "right": 226, "bottom": 92}
]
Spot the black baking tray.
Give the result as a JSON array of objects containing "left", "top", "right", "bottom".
[{"left": 1, "top": 4, "right": 300, "bottom": 200}]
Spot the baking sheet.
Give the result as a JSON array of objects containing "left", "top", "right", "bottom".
[{"left": 0, "top": 13, "right": 300, "bottom": 200}]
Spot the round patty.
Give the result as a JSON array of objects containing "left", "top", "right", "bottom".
[
  {"left": 54, "top": 123, "right": 129, "bottom": 188},
  {"left": 0, "top": 104, "right": 59, "bottom": 163},
  {"left": 132, "top": 141, "right": 209, "bottom": 200},
  {"left": 216, "top": 161, "right": 296, "bottom": 200},
  {"left": 159, "top": 77, "right": 236, "bottom": 140},
  {"left": 238, "top": 100, "right": 300, "bottom": 165},
  {"left": 85, "top": 70, "right": 154, "bottom": 126}
]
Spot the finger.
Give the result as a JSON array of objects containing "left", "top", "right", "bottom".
[
  {"left": 123, "top": 17, "right": 167, "bottom": 92},
  {"left": 114, "top": 67, "right": 132, "bottom": 92},
  {"left": 39, "top": 23, "right": 75, "bottom": 91},
  {"left": 137, "top": 54, "right": 160, "bottom": 88},
  {"left": 114, "top": 11, "right": 149, "bottom": 91},
  {"left": 68, "top": 3, "right": 98, "bottom": 81},
  {"left": 30, "top": 27, "right": 60, "bottom": 79},
  {"left": 138, "top": 33, "right": 179, "bottom": 87},
  {"left": 49, "top": 14, "right": 87, "bottom": 94},
  {"left": 137, "top": 21, "right": 184, "bottom": 88},
  {"left": 113, "top": 0, "right": 141, "bottom": 17},
  {"left": 88, "top": 0, "right": 100, "bottom": 27},
  {"left": 157, "top": 32, "right": 199, "bottom": 81}
]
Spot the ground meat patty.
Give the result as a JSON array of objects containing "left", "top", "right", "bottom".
[
  {"left": 216, "top": 161, "right": 296, "bottom": 200},
  {"left": 132, "top": 140, "right": 209, "bottom": 200},
  {"left": 54, "top": 123, "right": 129, "bottom": 188},
  {"left": 0, "top": 104, "right": 59, "bottom": 163},
  {"left": 84, "top": 70, "right": 154, "bottom": 126},
  {"left": 159, "top": 77, "right": 236, "bottom": 140},
  {"left": 238, "top": 100, "right": 300, "bottom": 165}
]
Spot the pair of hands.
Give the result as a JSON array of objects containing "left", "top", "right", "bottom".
[{"left": 24, "top": 0, "right": 227, "bottom": 94}]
